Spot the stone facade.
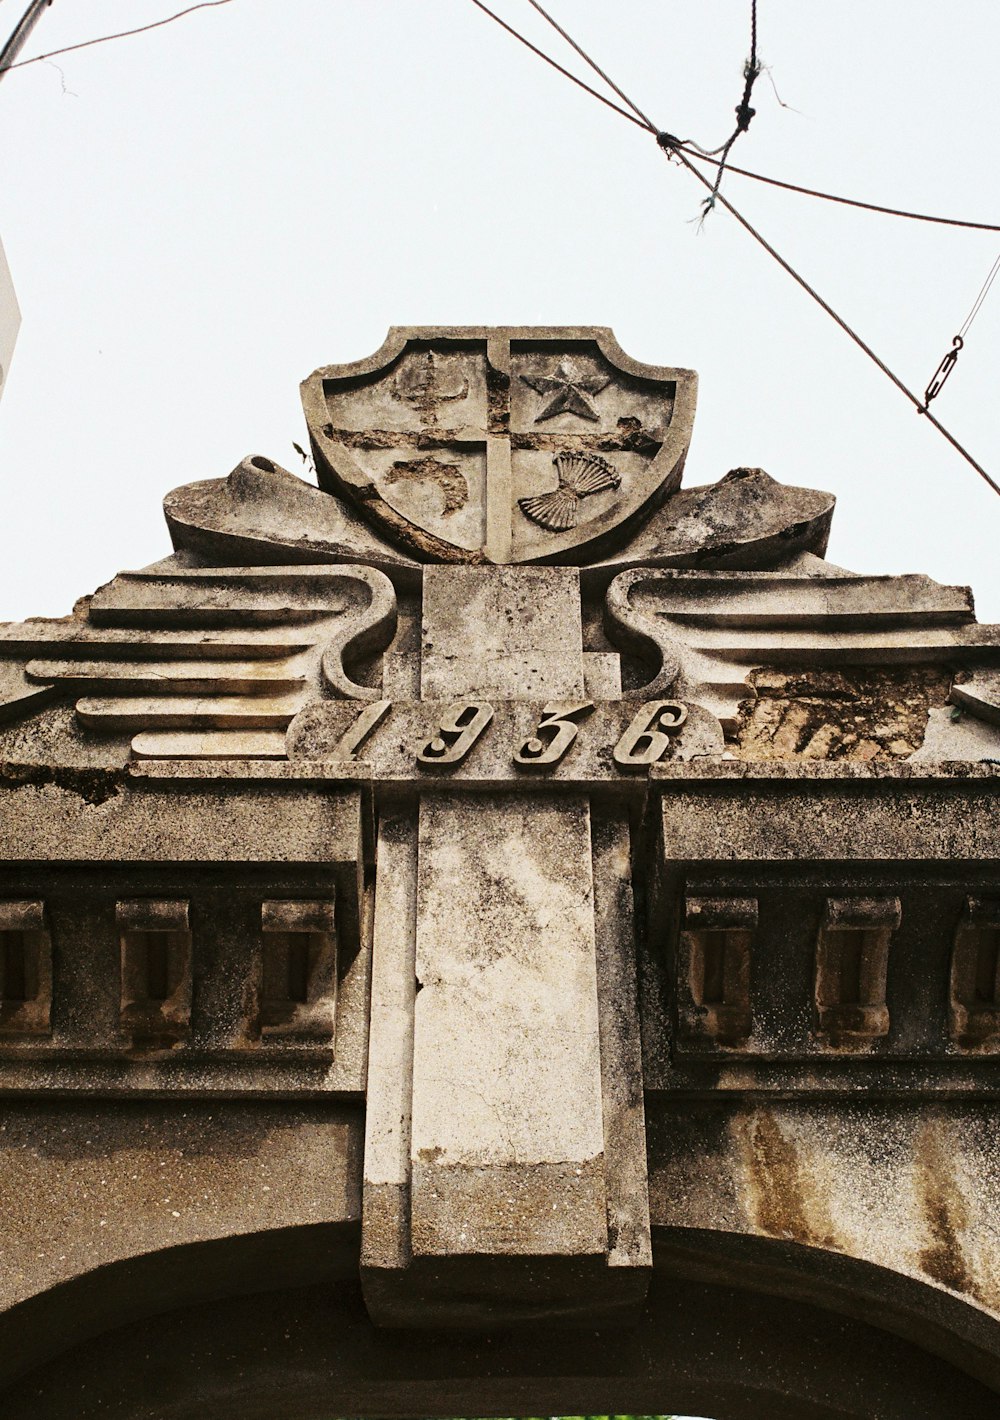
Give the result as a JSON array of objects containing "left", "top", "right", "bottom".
[{"left": 0, "top": 328, "right": 999, "bottom": 1416}]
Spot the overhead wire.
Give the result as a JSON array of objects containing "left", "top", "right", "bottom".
[
  {"left": 468, "top": 0, "right": 1000, "bottom": 500},
  {"left": 696, "top": 0, "right": 760, "bottom": 217},
  {"left": 467, "top": 0, "right": 649, "bottom": 132},
  {"left": 471, "top": 4, "right": 1000, "bottom": 232},
  {"left": 0, "top": 0, "right": 233, "bottom": 75},
  {"left": 677, "top": 146, "right": 1000, "bottom": 233},
  {"left": 918, "top": 249, "right": 1000, "bottom": 413},
  {"left": 0, "top": 0, "right": 53, "bottom": 84},
  {"left": 662, "top": 141, "right": 1000, "bottom": 496},
  {"left": 958, "top": 252, "right": 1000, "bottom": 340},
  {"left": 524, "top": 0, "right": 657, "bottom": 131}
]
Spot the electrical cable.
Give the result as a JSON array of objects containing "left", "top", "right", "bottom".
[
  {"left": 468, "top": 0, "right": 1000, "bottom": 500},
  {"left": 467, "top": 0, "right": 650, "bottom": 132},
  {"left": 525, "top": 0, "right": 657, "bottom": 131},
  {"left": 697, "top": 0, "right": 759, "bottom": 217},
  {"left": 0, "top": 0, "right": 53, "bottom": 83},
  {"left": 471, "top": 1, "right": 1000, "bottom": 232},
  {"left": 0, "top": 0, "right": 233, "bottom": 74},
  {"left": 678, "top": 146, "right": 1000, "bottom": 233},
  {"left": 917, "top": 249, "right": 1000, "bottom": 412},
  {"left": 958, "top": 252, "right": 1000, "bottom": 340},
  {"left": 663, "top": 140, "right": 1000, "bottom": 496}
]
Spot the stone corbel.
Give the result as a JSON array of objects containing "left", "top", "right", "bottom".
[
  {"left": 259, "top": 899, "right": 337, "bottom": 1044},
  {"left": 814, "top": 896, "right": 901, "bottom": 1044},
  {"left": 950, "top": 897, "right": 1000, "bottom": 1047},
  {"left": 676, "top": 895, "right": 757, "bottom": 1047},
  {"left": 0, "top": 900, "right": 52, "bottom": 1038},
  {"left": 117, "top": 899, "right": 192, "bottom": 1049}
]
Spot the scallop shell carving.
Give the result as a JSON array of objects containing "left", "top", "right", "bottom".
[
  {"left": 518, "top": 487, "right": 580, "bottom": 531},
  {"left": 518, "top": 452, "right": 621, "bottom": 532},
  {"left": 553, "top": 451, "right": 621, "bottom": 496}
]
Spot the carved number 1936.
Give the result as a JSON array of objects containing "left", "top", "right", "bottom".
[{"left": 340, "top": 698, "right": 688, "bottom": 770}]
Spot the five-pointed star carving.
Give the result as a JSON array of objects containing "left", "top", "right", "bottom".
[{"left": 521, "top": 359, "right": 610, "bottom": 423}]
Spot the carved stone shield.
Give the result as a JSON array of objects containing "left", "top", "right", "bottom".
[{"left": 301, "top": 326, "right": 697, "bottom": 565}]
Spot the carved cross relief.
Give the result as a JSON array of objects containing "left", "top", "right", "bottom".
[{"left": 301, "top": 326, "right": 696, "bottom": 567}]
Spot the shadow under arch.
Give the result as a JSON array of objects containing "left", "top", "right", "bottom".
[{"left": 0, "top": 1221, "right": 998, "bottom": 1419}]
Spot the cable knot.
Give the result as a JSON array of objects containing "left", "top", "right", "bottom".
[{"left": 656, "top": 131, "right": 681, "bottom": 152}]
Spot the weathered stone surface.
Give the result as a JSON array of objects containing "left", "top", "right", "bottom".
[
  {"left": 911, "top": 705, "right": 1000, "bottom": 762},
  {"left": 607, "top": 565, "right": 1000, "bottom": 728},
  {"left": 0, "top": 564, "right": 397, "bottom": 757},
  {"left": 651, "top": 759, "right": 1000, "bottom": 864},
  {"left": 0, "top": 769, "right": 362, "bottom": 864},
  {"left": 0, "top": 765, "right": 370, "bottom": 1094},
  {"left": 643, "top": 762, "right": 1000, "bottom": 1080},
  {"left": 360, "top": 808, "right": 418, "bottom": 1280},
  {"left": 410, "top": 792, "right": 606, "bottom": 1255},
  {"left": 587, "top": 465, "right": 835, "bottom": 581},
  {"left": 5, "top": 328, "right": 1000, "bottom": 1410},
  {"left": 0, "top": 660, "right": 55, "bottom": 724},
  {"left": 165, "top": 455, "right": 421, "bottom": 581},
  {"left": 360, "top": 563, "right": 651, "bottom": 1327},
  {"left": 421, "top": 564, "right": 585, "bottom": 698},
  {"left": 132, "top": 728, "right": 288, "bottom": 759},
  {"left": 302, "top": 326, "right": 697, "bottom": 567},
  {"left": 737, "top": 666, "right": 952, "bottom": 763},
  {"left": 647, "top": 1097, "right": 1000, "bottom": 1344},
  {"left": 0, "top": 1101, "right": 362, "bottom": 1316},
  {"left": 951, "top": 669, "right": 1000, "bottom": 726},
  {"left": 286, "top": 696, "right": 724, "bottom": 785}
]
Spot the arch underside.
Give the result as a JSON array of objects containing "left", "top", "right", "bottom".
[{"left": 2, "top": 1223, "right": 998, "bottom": 1419}]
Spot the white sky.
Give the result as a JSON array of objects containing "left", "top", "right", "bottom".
[{"left": 1, "top": 0, "right": 999, "bottom": 623}]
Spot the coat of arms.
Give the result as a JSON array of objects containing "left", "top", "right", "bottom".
[{"left": 301, "top": 326, "right": 697, "bottom": 564}]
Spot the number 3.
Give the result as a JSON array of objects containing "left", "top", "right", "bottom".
[{"left": 513, "top": 700, "right": 594, "bottom": 768}]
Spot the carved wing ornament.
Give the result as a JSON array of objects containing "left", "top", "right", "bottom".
[
  {"left": 5, "top": 328, "right": 1000, "bottom": 766},
  {"left": 604, "top": 566, "right": 1000, "bottom": 730},
  {"left": 0, "top": 564, "right": 396, "bottom": 761}
]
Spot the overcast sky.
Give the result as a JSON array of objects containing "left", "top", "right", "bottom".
[{"left": 1, "top": 0, "right": 999, "bottom": 626}]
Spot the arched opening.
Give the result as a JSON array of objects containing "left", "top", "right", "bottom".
[{"left": 0, "top": 1223, "right": 997, "bottom": 1418}]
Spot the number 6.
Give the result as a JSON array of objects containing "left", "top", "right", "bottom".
[{"left": 613, "top": 699, "right": 688, "bottom": 768}]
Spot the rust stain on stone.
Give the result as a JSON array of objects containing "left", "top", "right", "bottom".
[
  {"left": 914, "top": 1123, "right": 982, "bottom": 1301},
  {"left": 739, "top": 1111, "right": 838, "bottom": 1250}
]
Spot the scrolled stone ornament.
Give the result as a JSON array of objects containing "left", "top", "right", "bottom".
[
  {"left": 417, "top": 702, "right": 494, "bottom": 766},
  {"left": 613, "top": 698, "right": 689, "bottom": 769}
]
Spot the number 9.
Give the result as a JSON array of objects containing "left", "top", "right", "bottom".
[{"left": 417, "top": 702, "right": 494, "bottom": 766}]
